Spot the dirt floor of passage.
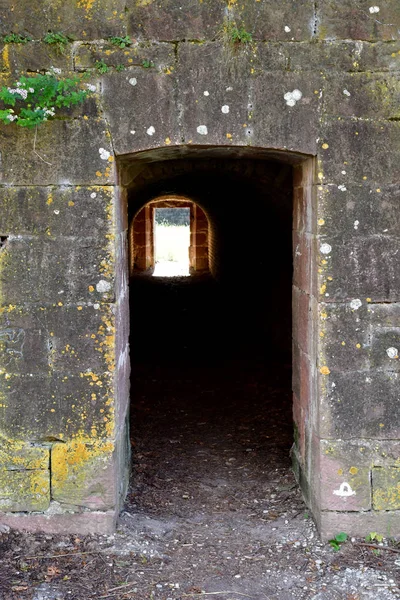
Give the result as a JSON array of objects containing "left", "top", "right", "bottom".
[{"left": 1, "top": 275, "right": 400, "bottom": 599}]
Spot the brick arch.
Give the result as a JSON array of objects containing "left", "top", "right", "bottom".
[{"left": 129, "top": 195, "right": 210, "bottom": 275}]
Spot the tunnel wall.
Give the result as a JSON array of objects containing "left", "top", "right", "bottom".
[{"left": 0, "top": 0, "right": 399, "bottom": 538}]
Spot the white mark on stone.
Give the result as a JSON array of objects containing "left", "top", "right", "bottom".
[
  {"left": 130, "top": 130, "right": 136, "bottom": 135},
  {"left": 203, "top": 91, "right": 209, "bottom": 96},
  {"left": 99, "top": 148, "right": 110, "bottom": 161},
  {"left": 338, "top": 184, "right": 347, "bottom": 192},
  {"left": 129, "top": 77, "right": 137, "bottom": 86},
  {"left": 341, "top": 170, "right": 347, "bottom": 175},
  {"left": 284, "top": 89, "right": 302, "bottom": 106},
  {"left": 90, "top": 192, "right": 97, "bottom": 199},
  {"left": 354, "top": 220, "right": 359, "bottom": 230},
  {"left": 350, "top": 299, "right": 362, "bottom": 310},
  {"left": 96, "top": 280, "right": 111, "bottom": 293},
  {"left": 320, "top": 243, "right": 332, "bottom": 255},
  {"left": 343, "top": 89, "right": 351, "bottom": 97},
  {"left": 93, "top": 303, "right": 100, "bottom": 310},
  {"left": 221, "top": 105, "right": 230, "bottom": 114},
  {"left": 197, "top": 125, "right": 208, "bottom": 135},
  {"left": 333, "top": 482, "right": 356, "bottom": 497},
  {"left": 54, "top": 210, "right": 60, "bottom": 215},
  {"left": 146, "top": 126, "right": 155, "bottom": 136},
  {"left": 331, "top": 382, "right": 336, "bottom": 388},
  {"left": 86, "top": 84, "right": 97, "bottom": 92},
  {"left": 225, "top": 86, "right": 233, "bottom": 92},
  {"left": 284, "top": 25, "right": 291, "bottom": 32},
  {"left": 386, "top": 347, "right": 398, "bottom": 359},
  {"left": 365, "top": 376, "right": 372, "bottom": 383},
  {"left": 369, "top": 5, "right": 380, "bottom": 13}
]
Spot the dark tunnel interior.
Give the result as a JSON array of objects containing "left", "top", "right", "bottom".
[{"left": 125, "top": 157, "right": 295, "bottom": 518}]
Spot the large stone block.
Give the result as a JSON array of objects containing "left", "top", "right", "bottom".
[
  {"left": 0, "top": 237, "right": 115, "bottom": 305},
  {"left": 0, "top": 437, "right": 49, "bottom": 471},
  {"left": 0, "top": 469, "right": 49, "bottom": 512},
  {"left": 317, "top": 183, "right": 400, "bottom": 239},
  {"left": 319, "top": 452, "right": 371, "bottom": 511},
  {"left": 233, "top": 0, "right": 315, "bottom": 41},
  {"left": 0, "top": 186, "right": 115, "bottom": 239},
  {"left": 317, "top": 0, "right": 400, "bottom": 42},
  {"left": 0, "top": 0, "right": 126, "bottom": 39},
  {"left": 319, "top": 369, "right": 400, "bottom": 439},
  {"left": 51, "top": 439, "right": 116, "bottom": 510},
  {"left": 1, "top": 41, "right": 73, "bottom": 74},
  {"left": 0, "top": 371, "right": 115, "bottom": 440},
  {"left": 372, "top": 467, "right": 400, "bottom": 510},
  {"left": 317, "top": 234, "right": 400, "bottom": 302},
  {"left": 127, "top": 0, "right": 226, "bottom": 41},
  {"left": 75, "top": 41, "right": 175, "bottom": 71},
  {"left": 323, "top": 73, "right": 400, "bottom": 119},
  {"left": 102, "top": 70, "right": 180, "bottom": 156},
  {"left": 0, "top": 118, "right": 114, "bottom": 186},
  {"left": 319, "top": 119, "right": 400, "bottom": 185}
]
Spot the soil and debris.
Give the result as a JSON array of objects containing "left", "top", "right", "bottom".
[{"left": 1, "top": 276, "right": 399, "bottom": 599}]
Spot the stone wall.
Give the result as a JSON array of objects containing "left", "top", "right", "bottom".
[{"left": 0, "top": 0, "right": 399, "bottom": 538}]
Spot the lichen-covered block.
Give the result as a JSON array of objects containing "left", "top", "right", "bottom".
[
  {"left": 0, "top": 0, "right": 127, "bottom": 39},
  {"left": 75, "top": 41, "right": 175, "bottom": 72},
  {"left": 319, "top": 452, "right": 371, "bottom": 511},
  {"left": 0, "top": 118, "right": 114, "bottom": 186},
  {"left": 319, "top": 370, "right": 400, "bottom": 439},
  {"left": 127, "top": 0, "right": 226, "bottom": 41},
  {"left": 51, "top": 440, "right": 116, "bottom": 510},
  {"left": 317, "top": 0, "right": 400, "bottom": 42},
  {"left": 372, "top": 467, "right": 400, "bottom": 510},
  {"left": 0, "top": 237, "right": 115, "bottom": 305},
  {"left": 0, "top": 186, "right": 115, "bottom": 240},
  {"left": 0, "top": 469, "right": 50, "bottom": 512},
  {"left": 0, "top": 372, "right": 115, "bottom": 440},
  {"left": 0, "top": 437, "right": 49, "bottom": 471},
  {"left": 101, "top": 70, "right": 180, "bottom": 155}
]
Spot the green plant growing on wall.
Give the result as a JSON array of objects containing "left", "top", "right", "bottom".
[
  {"left": 0, "top": 71, "right": 92, "bottom": 128},
  {"left": 108, "top": 35, "right": 132, "bottom": 48},
  {"left": 224, "top": 21, "right": 253, "bottom": 45},
  {"left": 3, "top": 33, "right": 32, "bottom": 44},
  {"left": 142, "top": 59, "right": 155, "bottom": 68},
  {"left": 95, "top": 60, "right": 109, "bottom": 74},
  {"left": 43, "top": 32, "right": 71, "bottom": 54},
  {"left": 115, "top": 64, "right": 126, "bottom": 72}
]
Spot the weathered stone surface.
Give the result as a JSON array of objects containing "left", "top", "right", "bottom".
[
  {"left": 0, "top": 510, "right": 117, "bottom": 534},
  {"left": 0, "top": 0, "right": 126, "bottom": 39},
  {"left": 0, "top": 304, "right": 116, "bottom": 375},
  {"left": 0, "top": 42, "right": 73, "bottom": 74},
  {"left": 319, "top": 370, "right": 400, "bottom": 439},
  {"left": 319, "top": 453, "right": 371, "bottom": 511},
  {"left": 51, "top": 440, "right": 116, "bottom": 510},
  {"left": 317, "top": 234, "right": 400, "bottom": 302},
  {"left": 233, "top": 0, "right": 315, "bottom": 41},
  {"left": 317, "top": 184, "right": 400, "bottom": 239},
  {"left": 319, "top": 119, "right": 400, "bottom": 185},
  {"left": 319, "top": 510, "right": 400, "bottom": 541},
  {"left": 286, "top": 41, "right": 357, "bottom": 72},
  {"left": 0, "top": 118, "right": 114, "bottom": 186},
  {"left": 102, "top": 70, "right": 179, "bottom": 156},
  {"left": 0, "top": 469, "right": 49, "bottom": 512},
  {"left": 127, "top": 0, "right": 225, "bottom": 41},
  {"left": 0, "top": 186, "right": 115, "bottom": 239},
  {"left": 320, "top": 438, "right": 400, "bottom": 467},
  {"left": 323, "top": 73, "right": 400, "bottom": 119},
  {"left": 0, "top": 237, "right": 115, "bottom": 305},
  {"left": 0, "top": 372, "right": 115, "bottom": 440},
  {"left": 0, "top": 438, "right": 49, "bottom": 471},
  {"left": 372, "top": 467, "right": 400, "bottom": 510},
  {"left": 317, "top": 0, "right": 400, "bottom": 42},
  {"left": 357, "top": 41, "right": 400, "bottom": 72}
]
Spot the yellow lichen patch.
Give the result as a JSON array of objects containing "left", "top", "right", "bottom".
[
  {"left": 322, "top": 143, "right": 329, "bottom": 150},
  {"left": 77, "top": 0, "right": 97, "bottom": 14},
  {"left": 2, "top": 45, "right": 10, "bottom": 73},
  {"left": 356, "top": 343, "right": 361, "bottom": 349},
  {"left": 89, "top": 285, "right": 95, "bottom": 292},
  {"left": 320, "top": 331, "right": 325, "bottom": 338},
  {"left": 320, "top": 366, "right": 330, "bottom": 375},
  {"left": 349, "top": 466, "right": 358, "bottom": 475},
  {"left": 320, "top": 283, "right": 326, "bottom": 294},
  {"left": 318, "top": 219, "right": 325, "bottom": 226},
  {"left": 165, "top": 137, "right": 171, "bottom": 145},
  {"left": 46, "top": 192, "right": 53, "bottom": 206},
  {"left": 337, "top": 468, "right": 343, "bottom": 476}
]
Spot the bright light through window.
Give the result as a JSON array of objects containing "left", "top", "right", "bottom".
[{"left": 153, "top": 207, "right": 190, "bottom": 277}]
